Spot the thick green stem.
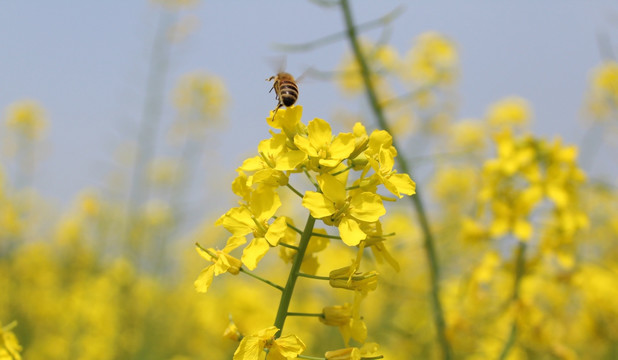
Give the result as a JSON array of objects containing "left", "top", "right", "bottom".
[
  {"left": 341, "top": 0, "right": 451, "bottom": 359},
  {"left": 273, "top": 214, "right": 317, "bottom": 337},
  {"left": 498, "top": 241, "right": 527, "bottom": 360},
  {"left": 339, "top": 1, "right": 451, "bottom": 358}
]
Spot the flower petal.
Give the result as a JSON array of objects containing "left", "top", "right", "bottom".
[
  {"left": 339, "top": 217, "right": 365, "bottom": 246},
  {"left": 194, "top": 265, "right": 215, "bottom": 293},
  {"left": 329, "top": 133, "right": 355, "bottom": 160},
  {"left": 302, "top": 191, "right": 336, "bottom": 218},
  {"left": 251, "top": 186, "right": 281, "bottom": 222},
  {"left": 307, "top": 118, "right": 333, "bottom": 151},
  {"left": 265, "top": 217, "right": 288, "bottom": 246},
  {"left": 349, "top": 193, "right": 385, "bottom": 222},
  {"left": 317, "top": 174, "right": 346, "bottom": 204},
  {"left": 241, "top": 237, "right": 271, "bottom": 270}
]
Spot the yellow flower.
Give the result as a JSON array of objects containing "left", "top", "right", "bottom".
[
  {"left": 368, "top": 148, "right": 416, "bottom": 198},
  {"left": 173, "top": 71, "right": 227, "bottom": 121},
  {"left": 5, "top": 100, "right": 47, "bottom": 140},
  {"left": 294, "top": 118, "right": 355, "bottom": 171},
  {"left": 233, "top": 326, "right": 305, "bottom": 360},
  {"left": 267, "top": 105, "right": 306, "bottom": 141},
  {"left": 486, "top": 96, "right": 531, "bottom": 130},
  {"left": 302, "top": 174, "right": 385, "bottom": 246},
  {"left": 194, "top": 238, "right": 243, "bottom": 293},
  {"left": 585, "top": 60, "right": 618, "bottom": 120},
  {"left": 217, "top": 186, "right": 288, "bottom": 270},
  {"left": 223, "top": 319, "right": 242, "bottom": 342},
  {"left": 450, "top": 119, "right": 486, "bottom": 152},
  {"left": 0, "top": 321, "right": 22, "bottom": 360},
  {"left": 239, "top": 132, "right": 306, "bottom": 186},
  {"left": 405, "top": 31, "right": 458, "bottom": 85}
]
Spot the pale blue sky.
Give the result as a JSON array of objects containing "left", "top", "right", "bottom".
[{"left": 0, "top": 1, "right": 616, "bottom": 210}]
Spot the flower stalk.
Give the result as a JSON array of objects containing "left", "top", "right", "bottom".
[
  {"left": 498, "top": 241, "right": 527, "bottom": 360},
  {"left": 339, "top": 0, "right": 452, "bottom": 358},
  {"left": 273, "top": 214, "right": 317, "bottom": 337}
]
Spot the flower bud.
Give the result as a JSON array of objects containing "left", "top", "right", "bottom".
[
  {"left": 325, "top": 347, "right": 361, "bottom": 360},
  {"left": 329, "top": 266, "right": 378, "bottom": 292},
  {"left": 320, "top": 304, "right": 352, "bottom": 326}
]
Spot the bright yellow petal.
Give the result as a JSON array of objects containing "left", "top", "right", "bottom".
[
  {"left": 307, "top": 118, "right": 333, "bottom": 151},
  {"left": 339, "top": 217, "right": 365, "bottom": 246},
  {"left": 242, "top": 237, "right": 271, "bottom": 270},
  {"left": 222, "top": 235, "right": 247, "bottom": 253},
  {"left": 194, "top": 265, "right": 215, "bottom": 293},
  {"left": 386, "top": 173, "right": 416, "bottom": 197},
  {"left": 251, "top": 186, "right": 281, "bottom": 222},
  {"left": 329, "top": 133, "right": 355, "bottom": 160},
  {"left": 319, "top": 158, "right": 344, "bottom": 168},
  {"left": 302, "top": 191, "right": 336, "bottom": 218},
  {"left": 275, "top": 150, "right": 306, "bottom": 170},
  {"left": 265, "top": 217, "right": 288, "bottom": 246},
  {"left": 238, "top": 156, "right": 265, "bottom": 172},
  {"left": 349, "top": 192, "right": 385, "bottom": 222},
  {"left": 233, "top": 336, "right": 263, "bottom": 360},
  {"left": 317, "top": 174, "right": 346, "bottom": 204},
  {"left": 272, "top": 334, "right": 307, "bottom": 358},
  {"left": 294, "top": 134, "right": 319, "bottom": 157},
  {"left": 219, "top": 207, "right": 254, "bottom": 236}
]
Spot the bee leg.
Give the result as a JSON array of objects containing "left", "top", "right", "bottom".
[{"left": 271, "top": 103, "right": 282, "bottom": 122}]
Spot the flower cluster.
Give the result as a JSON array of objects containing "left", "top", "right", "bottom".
[
  {"left": 195, "top": 105, "right": 415, "bottom": 358},
  {"left": 473, "top": 130, "right": 588, "bottom": 244}
]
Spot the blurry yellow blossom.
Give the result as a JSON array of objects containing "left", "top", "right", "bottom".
[
  {"left": 172, "top": 72, "right": 228, "bottom": 134},
  {"left": 486, "top": 96, "right": 531, "bottom": 130},
  {"left": 55, "top": 216, "right": 83, "bottom": 245},
  {"left": 4, "top": 100, "right": 47, "bottom": 140},
  {"left": 233, "top": 326, "right": 305, "bottom": 360},
  {"left": 223, "top": 319, "right": 242, "bottom": 342},
  {"left": 585, "top": 60, "right": 618, "bottom": 120},
  {"left": 404, "top": 31, "right": 458, "bottom": 85},
  {"left": 148, "top": 157, "right": 183, "bottom": 187},
  {"left": 143, "top": 199, "right": 172, "bottom": 227},
  {"left": 0, "top": 321, "right": 22, "bottom": 360},
  {"left": 78, "top": 190, "right": 100, "bottom": 217},
  {"left": 449, "top": 119, "right": 486, "bottom": 152},
  {"left": 337, "top": 39, "right": 401, "bottom": 95}
]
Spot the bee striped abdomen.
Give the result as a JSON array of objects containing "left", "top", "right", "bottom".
[{"left": 279, "top": 80, "right": 299, "bottom": 107}]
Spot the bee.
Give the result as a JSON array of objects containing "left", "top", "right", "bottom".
[{"left": 267, "top": 72, "right": 299, "bottom": 121}]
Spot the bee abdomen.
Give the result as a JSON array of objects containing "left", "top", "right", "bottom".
[{"left": 279, "top": 80, "right": 299, "bottom": 107}]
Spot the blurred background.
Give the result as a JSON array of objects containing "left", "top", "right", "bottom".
[{"left": 1, "top": 0, "right": 617, "bottom": 359}]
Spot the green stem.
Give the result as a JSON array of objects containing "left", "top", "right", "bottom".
[
  {"left": 287, "top": 312, "right": 323, "bottom": 318},
  {"left": 339, "top": 1, "right": 452, "bottom": 359},
  {"left": 279, "top": 242, "right": 299, "bottom": 250},
  {"left": 297, "top": 272, "right": 330, "bottom": 280},
  {"left": 273, "top": 214, "right": 317, "bottom": 337},
  {"left": 286, "top": 222, "right": 342, "bottom": 240},
  {"left": 286, "top": 183, "right": 304, "bottom": 198},
  {"left": 239, "top": 267, "right": 284, "bottom": 292},
  {"left": 498, "top": 241, "right": 527, "bottom": 360}
]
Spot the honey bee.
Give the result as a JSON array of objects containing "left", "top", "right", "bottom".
[{"left": 267, "top": 72, "right": 299, "bottom": 121}]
